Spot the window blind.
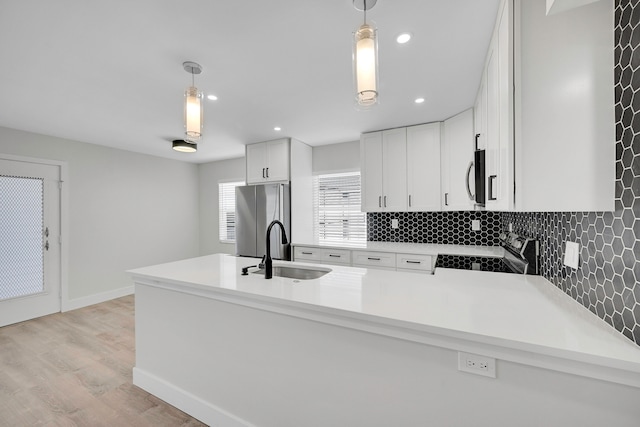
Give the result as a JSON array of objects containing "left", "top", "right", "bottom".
[
  {"left": 313, "top": 172, "right": 366, "bottom": 244},
  {"left": 219, "top": 181, "right": 244, "bottom": 243}
]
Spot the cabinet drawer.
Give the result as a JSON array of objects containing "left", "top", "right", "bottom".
[
  {"left": 352, "top": 251, "right": 396, "bottom": 269},
  {"left": 321, "top": 249, "right": 351, "bottom": 265},
  {"left": 293, "top": 247, "right": 322, "bottom": 261},
  {"left": 396, "top": 253, "right": 433, "bottom": 271}
]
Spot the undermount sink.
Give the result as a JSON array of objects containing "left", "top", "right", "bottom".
[{"left": 252, "top": 265, "right": 331, "bottom": 280}]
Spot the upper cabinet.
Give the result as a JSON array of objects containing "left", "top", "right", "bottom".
[
  {"left": 361, "top": 129, "right": 407, "bottom": 212},
  {"left": 246, "top": 138, "right": 290, "bottom": 184},
  {"left": 483, "top": 0, "right": 515, "bottom": 211},
  {"left": 407, "top": 123, "right": 441, "bottom": 211},
  {"left": 361, "top": 123, "right": 441, "bottom": 212},
  {"left": 441, "top": 109, "right": 475, "bottom": 211},
  {"left": 477, "top": 0, "right": 614, "bottom": 212}
]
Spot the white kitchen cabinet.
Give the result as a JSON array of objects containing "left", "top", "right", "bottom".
[
  {"left": 476, "top": 0, "right": 614, "bottom": 211},
  {"left": 246, "top": 138, "right": 290, "bottom": 184},
  {"left": 484, "top": 0, "right": 515, "bottom": 211},
  {"left": 407, "top": 123, "right": 441, "bottom": 211},
  {"left": 360, "top": 129, "right": 407, "bottom": 212},
  {"left": 294, "top": 246, "right": 350, "bottom": 266},
  {"left": 396, "top": 253, "right": 434, "bottom": 273},
  {"left": 293, "top": 245, "right": 433, "bottom": 273},
  {"left": 441, "top": 109, "right": 475, "bottom": 211},
  {"left": 352, "top": 250, "right": 396, "bottom": 270},
  {"left": 513, "top": 0, "right": 614, "bottom": 211}
]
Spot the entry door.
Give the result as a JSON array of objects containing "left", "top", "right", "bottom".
[{"left": 0, "top": 157, "right": 61, "bottom": 326}]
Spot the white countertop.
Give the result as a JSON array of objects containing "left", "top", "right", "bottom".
[
  {"left": 129, "top": 254, "right": 640, "bottom": 387},
  {"left": 291, "top": 241, "right": 505, "bottom": 257}
]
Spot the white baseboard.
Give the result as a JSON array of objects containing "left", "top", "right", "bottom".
[
  {"left": 62, "top": 285, "right": 134, "bottom": 312},
  {"left": 133, "top": 368, "right": 254, "bottom": 427}
]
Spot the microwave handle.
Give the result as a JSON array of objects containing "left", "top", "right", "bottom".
[{"left": 465, "top": 161, "right": 475, "bottom": 201}]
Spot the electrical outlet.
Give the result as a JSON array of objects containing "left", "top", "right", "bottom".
[
  {"left": 391, "top": 218, "right": 399, "bottom": 229},
  {"left": 471, "top": 220, "right": 481, "bottom": 231},
  {"left": 458, "top": 352, "right": 496, "bottom": 378}
]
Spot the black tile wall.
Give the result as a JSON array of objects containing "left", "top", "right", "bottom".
[
  {"left": 367, "top": 211, "right": 502, "bottom": 245},
  {"left": 499, "top": 0, "right": 640, "bottom": 345},
  {"left": 367, "top": 0, "right": 640, "bottom": 346}
]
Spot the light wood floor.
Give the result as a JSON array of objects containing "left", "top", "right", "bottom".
[{"left": 0, "top": 295, "right": 207, "bottom": 427}]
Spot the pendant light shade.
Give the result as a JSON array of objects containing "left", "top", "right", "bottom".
[
  {"left": 183, "top": 61, "right": 203, "bottom": 141},
  {"left": 172, "top": 139, "right": 197, "bottom": 153},
  {"left": 353, "top": 0, "right": 379, "bottom": 108}
]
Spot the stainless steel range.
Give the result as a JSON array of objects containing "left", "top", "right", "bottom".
[{"left": 435, "top": 232, "right": 540, "bottom": 275}]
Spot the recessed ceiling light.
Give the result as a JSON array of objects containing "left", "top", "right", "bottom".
[
  {"left": 207, "top": 94, "right": 218, "bottom": 101},
  {"left": 396, "top": 33, "right": 412, "bottom": 44},
  {"left": 274, "top": 127, "right": 281, "bottom": 131},
  {"left": 414, "top": 97, "right": 425, "bottom": 104}
]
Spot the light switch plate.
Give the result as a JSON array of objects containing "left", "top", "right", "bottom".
[{"left": 564, "top": 241, "right": 580, "bottom": 269}]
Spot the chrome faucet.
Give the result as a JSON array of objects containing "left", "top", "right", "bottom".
[{"left": 264, "top": 220, "right": 288, "bottom": 279}]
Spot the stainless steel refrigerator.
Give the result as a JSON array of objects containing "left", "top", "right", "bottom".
[{"left": 235, "top": 183, "right": 291, "bottom": 260}]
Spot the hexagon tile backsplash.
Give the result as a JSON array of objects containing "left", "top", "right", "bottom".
[{"left": 368, "top": 0, "right": 640, "bottom": 346}]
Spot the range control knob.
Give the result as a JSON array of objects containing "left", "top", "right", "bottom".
[{"left": 514, "top": 240, "right": 523, "bottom": 249}]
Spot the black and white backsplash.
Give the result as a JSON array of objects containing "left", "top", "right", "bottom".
[
  {"left": 367, "top": 211, "right": 501, "bottom": 245},
  {"left": 367, "top": 0, "right": 640, "bottom": 346}
]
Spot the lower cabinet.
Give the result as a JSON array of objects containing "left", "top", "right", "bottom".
[
  {"left": 396, "top": 253, "right": 434, "bottom": 273},
  {"left": 352, "top": 251, "right": 396, "bottom": 271},
  {"left": 294, "top": 246, "right": 433, "bottom": 274},
  {"left": 294, "top": 246, "right": 351, "bottom": 266}
]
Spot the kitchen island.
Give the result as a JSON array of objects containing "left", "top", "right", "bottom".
[{"left": 129, "top": 254, "right": 640, "bottom": 427}]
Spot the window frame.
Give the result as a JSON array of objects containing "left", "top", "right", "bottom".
[
  {"left": 218, "top": 180, "right": 244, "bottom": 244},
  {"left": 312, "top": 171, "right": 366, "bottom": 245}
]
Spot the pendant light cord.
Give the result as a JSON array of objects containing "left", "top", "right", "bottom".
[{"left": 363, "top": 0, "right": 367, "bottom": 25}]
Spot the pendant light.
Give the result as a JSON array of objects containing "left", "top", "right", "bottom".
[
  {"left": 183, "top": 61, "right": 203, "bottom": 141},
  {"left": 172, "top": 139, "right": 197, "bottom": 153},
  {"left": 353, "top": 0, "right": 379, "bottom": 108}
]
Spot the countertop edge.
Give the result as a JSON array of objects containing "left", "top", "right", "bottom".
[{"left": 131, "top": 271, "right": 640, "bottom": 389}]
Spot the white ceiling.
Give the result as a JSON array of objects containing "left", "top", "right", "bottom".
[{"left": 0, "top": 0, "right": 500, "bottom": 164}]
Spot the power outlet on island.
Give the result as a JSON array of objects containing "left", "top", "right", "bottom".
[
  {"left": 458, "top": 352, "right": 496, "bottom": 378},
  {"left": 391, "top": 218, "right": 399, "bottom": 229}
]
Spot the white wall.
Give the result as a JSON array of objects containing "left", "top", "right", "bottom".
[
  {"left": 312, "top": 140, "right": 360, "bottom": 174},
  {"left": 198, "top": 157, "right": 246, "bottom": 256},
  {"left": 0, "top": 126, "right": 200, "bottom": 304}
]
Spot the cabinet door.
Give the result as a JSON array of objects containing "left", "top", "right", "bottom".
[
  {"left": 246, "top": 143, "right": 267, "bottom": 184},
  {"left": 441, "top": 110, "right": 474, "bottom": 211},
  {"left": 474, "top": 75, "right": 487, "bottom": 151},
  {"left": 265, "top": 139, "right": 290, "bottom": 182},
  {"left": 381, "top": 128, "right": 407, "bottom": 211},
  {"left": 407, "top": 123, "right": 441, "bottom": 211},
  {"left": 360, "top": 132, "right": 384, "bottom": 212},
  {"left": 485, "top": 0, "right": 514, "bottom": 211}
]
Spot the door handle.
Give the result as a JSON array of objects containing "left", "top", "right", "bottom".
[
  {"left": 262, "top": 168, "right": 265, "bottom": 178},
  {"left": 367, "top": 257, "right": 381, "bottom": 261},
  {"left": 444, "top": 192, "right": 449, "bottom": 206},
  {"left": 384, "top": 196, "right": 387, "bottom": 207},
  {"left": 266, "top": 168, "right": 269, "bottom": 178},
  {"left": 488, "top": 175, "right": 497, "bottom": 201},
  {"left": 378, "top": 196, "right": 382, "bottom": 208},
  {"left": 466, "top": 161, "right": 475, "bottom": 201},
  {"left": 409, "top": 194, "right": 412, "bottom": 208},
  {"left": 406, "top": 260, "right": 421, "bottom": 264}
]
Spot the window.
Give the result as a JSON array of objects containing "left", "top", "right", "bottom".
[
  {"left": 313, "top": 172, "right": 366, "bottom": 244},
  {"left": 219, "top": 181, "right": 244, "bottom": 243}
]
